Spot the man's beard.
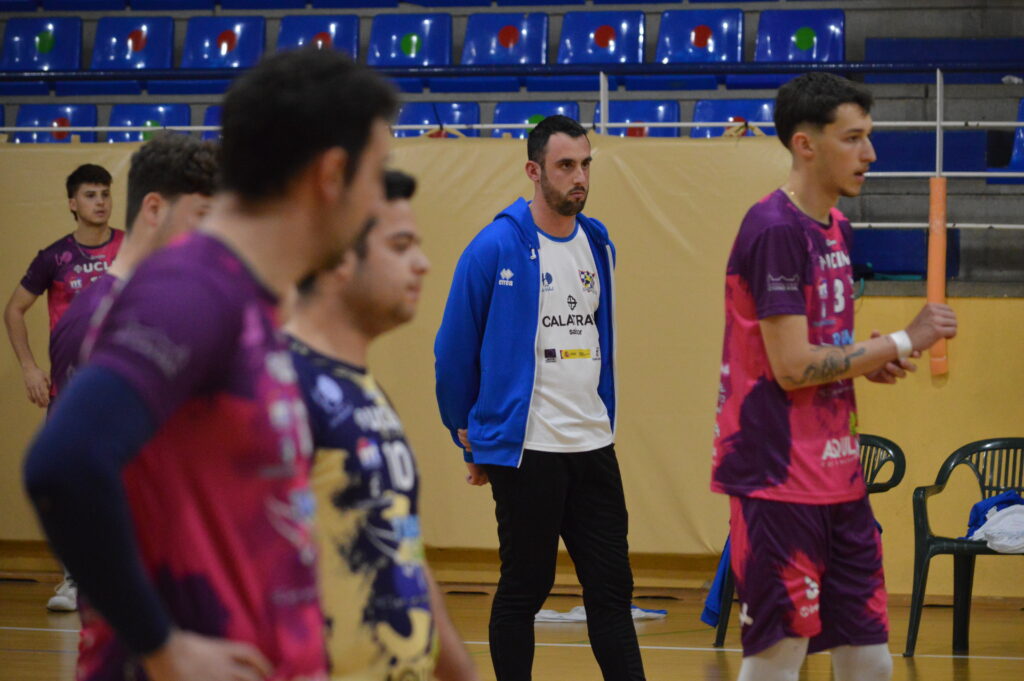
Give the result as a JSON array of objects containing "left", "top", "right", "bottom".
[{"left": 540, "top": 172, "right": 587, "bottom": 217}]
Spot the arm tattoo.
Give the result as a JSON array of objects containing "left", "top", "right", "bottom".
[{"left": 782, "top": 346, "right": 866, "bottom": 387}]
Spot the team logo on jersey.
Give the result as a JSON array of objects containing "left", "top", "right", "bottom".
[
  {"left": 578, "top": 270, "right": 596, "bottom": 293},
  {"left": 560, "top": 349, "right": 591, "bottom": 359},
  {"left": 498, "top": 268, "right": 514, "bottom": 287},
  {"left": 566, "top": 295, "right": 577, "bottom": 311},
  {"left": 356, "top": 437, "right": 383, "bottom": 468},
  {"left": 314, "top": 375, "right": 345, "bottom": 411},
  {"left": 544, "top": 348, "right": 557, "bottom": 363},
  {"left": 767, "top": 274, "right": 800, "bottom": 292},
  {"left": 541, "top": 272, "right": 554, "bottom": 292}
]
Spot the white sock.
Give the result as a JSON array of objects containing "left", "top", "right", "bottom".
[
  {"left": 831, "top": 644, "right": 893, "bottom": 681},
  {"left": 737, "top": 637, "right": 809, "bottom": 681}
]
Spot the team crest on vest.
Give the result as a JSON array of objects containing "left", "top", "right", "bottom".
[{"left": 578, "top": 270, "right": 596, "bottom": 293}]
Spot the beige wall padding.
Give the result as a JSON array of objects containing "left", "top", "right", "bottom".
[{"left": 1, "top": 137, "right": 1021, "bottom": 598}]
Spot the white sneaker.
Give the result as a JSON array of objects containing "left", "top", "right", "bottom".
[{"left": 46, "top": 579, "right": 77, "bottom": 612}]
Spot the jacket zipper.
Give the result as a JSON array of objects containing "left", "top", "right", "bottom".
[{"left": 518, "top": 246, "right": 541, "bottom": 468}]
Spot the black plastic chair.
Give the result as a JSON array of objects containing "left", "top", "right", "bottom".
[
  {"left": 713, "top": 433, "right": 906, "bottom": 647},
  {"left": 903, "top": 437, "right": 1024, "bottom": 657}
]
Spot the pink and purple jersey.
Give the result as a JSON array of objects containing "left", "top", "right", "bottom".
[
  {"left": 20, "top": 230, "right": 124, "bottom": 333},
  {"left": 77, "top": 233, "right": 326, "bottom": 681},
  {"left": 48, "top": 273, "right": 117, "bottom": 396},
  {"left": 712, "top": 190, "right": 864, "bottom": 504}
]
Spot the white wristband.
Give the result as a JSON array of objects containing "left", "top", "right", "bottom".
[{"left": 888, "top": 330, "right": 913, "bottom": 361}]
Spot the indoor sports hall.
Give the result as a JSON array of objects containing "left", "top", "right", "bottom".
[{"left": 0, "top": 1, "right": 1021, "bottom": 680}]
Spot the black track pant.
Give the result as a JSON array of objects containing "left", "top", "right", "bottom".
[{"left": 485, "top": 445, "right": 646, "bottom": 681}]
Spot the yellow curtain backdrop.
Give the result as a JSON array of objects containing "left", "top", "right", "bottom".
[{"left": 1, "top": 137, "right": 1022, "bottom": 598}]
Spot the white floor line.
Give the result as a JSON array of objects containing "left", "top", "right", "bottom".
[
  {"left": 4, "top": 630, "right": 1022, "bottom": 662},
  {"left": 463, "top": 641, "right": 1024, "bottom": 661}
]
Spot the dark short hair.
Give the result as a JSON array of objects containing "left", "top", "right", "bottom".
[
  {"left": 296, "top": 169, "right": 417, "bottom": 296},
  {"left": 527, "top": 115, "right": 588, "bottom": 165},
  {"left": 219, "top": 48, "right": 397, "bottom": 203},
  {"left": 774, "top": 73, "right": 874, "bottom": 149},
  {"left": 348, "top": 169, "right": 417, "bottom": 259},
  {"left": 65, "top": 164, "right": 112, "bottom": 221},
  {"left": 124, "top": 134, "right": 219, "bottom": 231}
]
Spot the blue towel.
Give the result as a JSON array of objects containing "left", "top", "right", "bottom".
[
  {"left": 701, "top": 537, "right": 731, "bottom": 628},
  {"left": 965, "top": 490, "right": 1024, "bottom": 538}
]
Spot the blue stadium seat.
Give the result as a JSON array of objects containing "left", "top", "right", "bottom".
[
  {"left": 491, "top": 101, "right": 580, "bottom": 139},
  {"left": 851, "top": 229, "right": 960, "bottom": 279},
  {"left": 726, "top": 10, "right": 845, "bottom": 89},
  {"left": 367, "top": 14, "right": 452, "bottom": 93},
  {"left": 221, "top": 0, "right": 304, "bottom": 8},
  {"left": 416, "top": 0, "right": 487, "bottom": 8},
  {"left": 627, "top": 9, "right": 741, "bottom": 91},
  {"left": 148, "top": 17, "right": 265, "bottom": 95},
  {"left": 131, "top": 0, "right": 214, "bottom": 8},
  {"left": 42, "top": 0, "right": 123, "bottom": 8},
  {"left": 557, "top": 11, "right": 644, "bottom": 65},
  {"left": 0, "top": 1, "right": 39, "bottom": 11},
  {"left": 108, "top": 103, "right": 191, "bottom": 143},
  {"left": 988, "top": 99, "right": 1024, "bottom": 185},
  {"left": 691, "top": 99, "right": 775, "bottom": 138},
  {"left": 395, "top": 102, "right": 480, "bottom": 138},
  {"left": 527, "top": 11, "right": 643, "bottom": 92},
  {"left": 13, "top": 104, "right": 97, "bottom": 144},
  {"left": 312, "top": 0, "right": 396, "bottom": 8},
  {"left": 870, "top": 131, "right": 987, "bottom": 173},
  {"left": 496, "top": 0, "right": 580, "bottom": 6},
  {"left": 0, "top": 18, "right": 82, "bottom": 96},
  {"left": 201, "top": 105, "right": 221, "bottom": 141},
  {"left": 57, "top": 17, "right": 173, "bottom": 97},
  {"left": 594, "top": 100, "right": 680, "bottom": 138},
  {"left": 277, "top": 15, "right": 359, "bottom": 58},
  {"left": 434, "top": 13, "right": 546, "bottom": 93},
  {"left": 865, "top": 38, "right": 1024, "bottom": 85}
]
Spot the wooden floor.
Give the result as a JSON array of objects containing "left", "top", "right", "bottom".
[{"left": 1, "top": 581, "right": 1022, "bottom": 680}]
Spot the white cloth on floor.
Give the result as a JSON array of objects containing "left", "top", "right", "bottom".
[
  {"left": 971, "top": 504, "right": 1024, "bottom": 553},
  {"left": 534, "top": 605, "right": 667, "bottom": 623}
]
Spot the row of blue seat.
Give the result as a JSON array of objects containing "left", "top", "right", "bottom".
[
  {"left": 1, "top": 99, "right": 770, "bottom": 142},
  {"left": 0, "top": 0, "right": 822, "bottom": 10},
  {"left": 0, "top": 10, "right": 845, "bottom": 95},
  {"left": 6, "top": 98, "right": 1022, "bottom": 174},
  {"left": 4, "top": 11, "right": 1021, "bottom": 96}
]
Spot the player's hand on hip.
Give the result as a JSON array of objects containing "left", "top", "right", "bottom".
[
  {"left": 905, "top": 303, "right": 958, "bottom": 351},
  {"left": 465, "top": 462, "right": 489, "bottom": 486},
  {"left": 866, "top": 330, "right": 917, "bottom": 384},
  {"left": 142, "top": 629, "right": 272, "bottom": 681},
  {"left": 22, "top": 365, "right": 50, "bottom": 408}
]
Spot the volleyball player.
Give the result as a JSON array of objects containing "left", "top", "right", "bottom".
[
  {"left": 288, "top": 170, "right": 478, "bottom": 681},
  {"left": 24, "top": 49, "right": 396, "bottom": 681},
  {"left": 712, "top": 72, "right": 957, "bottom": 681}
]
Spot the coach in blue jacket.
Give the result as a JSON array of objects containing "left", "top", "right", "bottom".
[{"left": 435, "top": 116, "right": 646, "bottom": 681}]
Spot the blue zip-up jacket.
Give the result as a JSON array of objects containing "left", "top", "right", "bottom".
[{"left": 434, "top": 197, "right": 617, "bottom": 468}]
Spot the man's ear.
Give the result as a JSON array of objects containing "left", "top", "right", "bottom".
[
  {"left": 789, "top": 128, "right": 815, "bottom": 161},
  {"left": 313, "top": 147, "right": 349, "bottom": 204},
  {"left": 137, "top": 192, "right": 167, "bottom": 232},
  {"left": 331, "top": 248, "right": 359, "bottom": 283},
  {"left": 525, "top": 159, "right": 542, "bottom": 183}
]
